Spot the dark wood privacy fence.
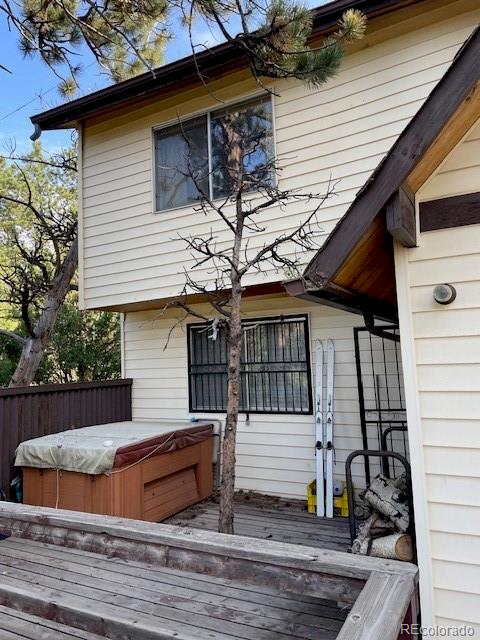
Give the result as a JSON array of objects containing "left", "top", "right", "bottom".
[{"left": 0, "top": 379, "right": 132, "bottom": 498}]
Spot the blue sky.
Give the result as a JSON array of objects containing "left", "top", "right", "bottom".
[
  {"left": 0, "top": 2, "right": 324, "bottom": 154},
  {"left": 0, "top": 24, "right": 100, "bottom": 152},
  {"left": 0, "top": 13, "right": 221, "bottom": 153}
]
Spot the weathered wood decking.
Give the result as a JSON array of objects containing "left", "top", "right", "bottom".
[
  {"left": 167, "top": 497, "right": 352, "bottom": 552},
  {"left": 0, "top": 503, "right": 418, "bottom": 640},
  {"left": 0, "top": 536, "right": 347, "bottom": 640},
  {"left": 0, "top": 604, "right": 107, "bottom": 640}
]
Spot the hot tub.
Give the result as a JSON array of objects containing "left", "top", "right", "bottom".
[{"left": 15, "top": 421, "right": 214, "bottom": 522}]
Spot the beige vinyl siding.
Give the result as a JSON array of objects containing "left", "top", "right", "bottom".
[
  {"left": 124, "top": 295, "right": 379, "bottom": 500},
  {"left": 397, "top": 120, "right": 480, "bottom": 629},
  {"left": 80, "top": 4, "right": 480, "bottom": 309}
]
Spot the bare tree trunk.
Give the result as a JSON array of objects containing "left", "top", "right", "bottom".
[
  {"left": 218, "top": 282, "right": 243, "bottom": 534},
  {"left": 217, "top": 122, "right": 245, "bottom": 535},
  {"left": 9, "top": 236, "right": 78, "bottom": 388}
]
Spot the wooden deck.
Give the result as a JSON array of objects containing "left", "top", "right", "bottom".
[
  {"left": 166, "top": 497, "right": 352, "bottom": 552},
  {"left": 0, "top": 536, "right": 348, "bottom": 640},
  {"left": 0, "top": 502, "right": 419, "bottom": 640},
  {"left": 0, "top": 604, "right": 107, "bottom": 640}
]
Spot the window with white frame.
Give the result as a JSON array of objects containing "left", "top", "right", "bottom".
[
  {"left": 187, "top": 315, "right": 312, "bottom": 414},
  {"left": 154, "top": 95, "right": 273, "bottom": 212}
]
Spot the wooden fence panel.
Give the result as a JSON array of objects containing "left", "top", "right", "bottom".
[{"left": 0, "top": 379, "right": 132, "bottom": 498}]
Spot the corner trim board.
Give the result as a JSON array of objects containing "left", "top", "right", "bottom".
[{"left": 393, "top": 241, "right": 435, "bottom": 626}]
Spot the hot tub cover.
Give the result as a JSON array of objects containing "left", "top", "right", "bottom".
[{"left": 15, "top": 421, "right": 213, "bottom": 475}]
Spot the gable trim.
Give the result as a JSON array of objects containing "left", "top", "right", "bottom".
[{"left": 304, "top": 25, "right": 480, "bottom": 290}]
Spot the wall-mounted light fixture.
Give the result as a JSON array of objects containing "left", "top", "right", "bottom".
[{"left": 433, "top": 283, "right": 456, "bottom": 305}]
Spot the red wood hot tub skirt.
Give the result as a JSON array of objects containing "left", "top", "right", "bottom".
[{"left": 23, "top": 425, "right": 214, "bottom": 522}]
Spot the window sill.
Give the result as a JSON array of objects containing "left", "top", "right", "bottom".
[
  {"left": 190, "top": 410, "right": 314, "bottom": 416},
  {"left": 153, "top": 185, "right": 277, "bottom": 216}
]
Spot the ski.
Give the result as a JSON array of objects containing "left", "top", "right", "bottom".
[
  {"left": 325, "top": 338, "right": 335, "bottom": 518},
  {"left": 315, "top": 339, "right": 325, "bottom": 517}
]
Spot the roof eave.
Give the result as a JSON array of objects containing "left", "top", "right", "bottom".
[
  {"left": 31, "top": 0, "right": 425, "bottom": 131},
  {"left": 283, "top": 278, "right": 398, "bottom": 322},
  {"left": 30, "top": 41, "right": 242, "bottom": 130}
]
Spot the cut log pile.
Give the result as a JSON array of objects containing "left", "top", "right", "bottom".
[{"left": 352, "top": 474, "right": 413, "bottom": 562}]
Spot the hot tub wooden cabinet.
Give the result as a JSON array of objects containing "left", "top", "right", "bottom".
[{"left": 21, "top": 422, "right": 214, "bottom": 522}]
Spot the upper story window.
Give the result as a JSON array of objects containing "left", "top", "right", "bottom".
[
  {"left": 187, "top": 315, "right": 312, "bottom": 415},
  {"left": 154, "top": 95, "right": 273, "bottom": 212}
]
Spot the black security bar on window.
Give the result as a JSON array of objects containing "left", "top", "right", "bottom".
[{"left": 187, "top": 315, "right": 313, "bottom": 415}]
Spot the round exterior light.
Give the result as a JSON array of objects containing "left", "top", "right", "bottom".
[{"left": 433, "top": 284, "right": 456, "bottom": 305}]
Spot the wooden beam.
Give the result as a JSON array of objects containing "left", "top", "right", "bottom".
[
  {"left": 420, "top": 191, "right": 480, "bottom": 231},
  {"left": 321, "top": 283, "right": 398, "bottom": 322},
  {"left": 94, "top": 281, "right": 287, "bottom": 313},
  {"left": 386, "top": 188, "right": 417, "bottom": 247}
]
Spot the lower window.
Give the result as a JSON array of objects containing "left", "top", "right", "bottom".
[{"left": 187, "top": 315, "right": 312, "bottom": 414}]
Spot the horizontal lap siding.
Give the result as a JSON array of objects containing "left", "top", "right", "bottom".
[
  {"left": 124, "top": 296, "right": 369, "bottom": 500},
  {"left": 81, "top": 7, "right": 479, "bottom": 309},
  {"left": 406, "top": 121, "right": 480, "bottom": 624}
]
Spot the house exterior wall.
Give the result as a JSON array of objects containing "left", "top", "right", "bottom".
[
  {"left": 79, "top": 3, "right": 480, "bottom": 310},
  {"left": 79, "top": 2, "right": 480, "bottom": 626},
  {"left": 124, "top": 295, "right": 374, "bottom": 499},
  {"left": 395, "top": 120, "right": 480, "bottom": 630}
]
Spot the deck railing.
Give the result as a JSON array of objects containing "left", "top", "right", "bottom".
[
  {"left": 0, "top": 379, "right": 132, "bottom": 498},
  {"left": 0, "top": 502, "right": 419, "bottom": 640}
]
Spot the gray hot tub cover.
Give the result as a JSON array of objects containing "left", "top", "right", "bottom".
[{"left": 15, "top": 421, "right": 213, "bottom": 475}]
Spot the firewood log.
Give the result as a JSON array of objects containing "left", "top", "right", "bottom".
[
  {"left": 363, "top": 475, "right": 410, "bottom": 531},
  {"left": 356, "top": 533, "right": 413, "bottom": 561}
]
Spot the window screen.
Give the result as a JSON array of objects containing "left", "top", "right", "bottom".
[
  {"left": 154, "top": 95, "right": 273, "bottom": 211},
  {"left": 188, "top": 315, "right": 312, "bottom": 414},
  {"left": 210, "top": 97, "right": 274, "bottom": 198},
  {"left": 154, "top": 116, "right": 209, "bottom": 211}
]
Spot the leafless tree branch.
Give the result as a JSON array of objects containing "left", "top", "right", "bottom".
[{"left": 0, "top": 328, "right": 27, "bottom": 345}]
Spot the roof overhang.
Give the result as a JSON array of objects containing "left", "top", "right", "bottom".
[
  {"left": 285, "top": 25, "right": 480, "bottom": 322},
  {"left": 284, "top": 275, "right": 398, "bottom": 323},
  {"left": 31, "top": 0, "right": 429, "bottom": 131}
]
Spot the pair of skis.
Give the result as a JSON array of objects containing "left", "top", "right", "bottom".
[{"left": 315, "top": 339, "right": 335, "bottom": 518}]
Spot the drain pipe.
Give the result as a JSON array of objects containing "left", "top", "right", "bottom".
[{"left": 363, "top": 310, "right": 400, "bottom": 342}]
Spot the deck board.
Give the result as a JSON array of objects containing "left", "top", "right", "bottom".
[
  {"left": 166, "top": 500, "right": 351, "bottom": 552},
  {"left": 0, "top": 536, "right": 348, "bottom": 640},
  {"left": 1, "top": 537, "right": 346, "bottom": 620},
  {"left": 0, "top": 604, "right": 106, "bottom": 639}
]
